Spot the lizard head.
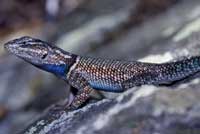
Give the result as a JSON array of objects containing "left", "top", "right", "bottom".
[{"left": 4, "top": 36, "right": 76, "bottom": 79}]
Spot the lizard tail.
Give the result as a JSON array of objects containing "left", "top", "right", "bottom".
[{"left": 155, "top": 56, "right": 200, "bottom": 84}]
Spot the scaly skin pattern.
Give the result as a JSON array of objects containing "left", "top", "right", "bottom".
[
  {"left": 72, "top": 56, "right": 200, "bottom": 92},
  {"left": 4, "top": 36, "right": 200, "bottom": 110}
]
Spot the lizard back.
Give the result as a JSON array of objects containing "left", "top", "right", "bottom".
[{"left": 71, "top": 56, "right": 200, "bottom": 92}]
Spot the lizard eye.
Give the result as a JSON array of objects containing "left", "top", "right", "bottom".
[{"left": 41, "top": 53, "right": 48, "bottom": 59}]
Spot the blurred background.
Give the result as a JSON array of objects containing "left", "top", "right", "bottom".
[{"left": 1, "top": 0, "right": 200, "bottom": 133}]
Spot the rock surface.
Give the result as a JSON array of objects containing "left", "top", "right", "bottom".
[{"left": 23, "top": 85, "right": 200, "bottom": 134}]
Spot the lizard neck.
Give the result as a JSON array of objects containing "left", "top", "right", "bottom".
[{"left": 36, "top": 52, "right": 78, "bottom": 80}]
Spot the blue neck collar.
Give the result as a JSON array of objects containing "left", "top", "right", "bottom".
[{"left": 40, "top": 64, "right": 68, "bottom": 78}]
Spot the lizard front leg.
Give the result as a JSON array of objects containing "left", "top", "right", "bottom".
[
  {"left": 66, "top": 73, "right": 93, "bottom": 111},
  {"left": 68, "top": 86, "right": 93, "bottom": 110}
]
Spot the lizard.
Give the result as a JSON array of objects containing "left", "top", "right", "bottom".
[{"left": 4, "top": 36, "right": 200, "bottom": 110}]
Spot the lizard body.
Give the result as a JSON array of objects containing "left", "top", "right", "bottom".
[{"left": 4, "top": 36, "right": 200, "bottom": 110}]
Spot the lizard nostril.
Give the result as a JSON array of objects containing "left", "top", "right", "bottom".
[
  {"left": 4, "top": 42, "right": 9, "bottom": 49},
  {"left": 4, "top": 37, "right": 30, "bottom": 50},
  {"left": 4, "top": 41, "right": 14, "bottom": 50}
]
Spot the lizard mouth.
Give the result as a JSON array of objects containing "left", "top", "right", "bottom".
[
  {"left": 4, "top": 39, "right": 20, "bottom": 55},
  {"left": 4, "top": 36, "right": 52, "bottom": 65},
  {"left": 4, "top": 36, "right": 33, "bottom": 55}
]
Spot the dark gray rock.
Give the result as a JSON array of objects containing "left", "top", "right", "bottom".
[{"left": 22, "top": 83, "right": 200, "bottom": 134}]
